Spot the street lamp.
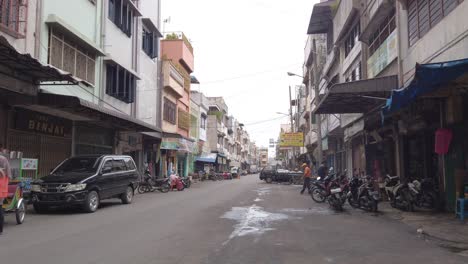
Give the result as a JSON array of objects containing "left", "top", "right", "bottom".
[{"left": 287, "top": 72, "right": 304, "bottom": 78}]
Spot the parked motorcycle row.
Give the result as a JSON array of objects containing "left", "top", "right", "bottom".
[
  {"left": 137, "top": 170, "right": 191, "bottom": 194},
  {"left": 309, "top": 168, "right": 439, "bottom": 212}
]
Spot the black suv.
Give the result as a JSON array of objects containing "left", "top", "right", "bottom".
[{"left": 31, "top": 155, "right": 139, "bottom": 213}]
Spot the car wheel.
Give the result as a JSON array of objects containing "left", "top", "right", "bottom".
[
  {"left": 16, "top": 201, "right": 26, "bottom": 224},
  {"left": 33, "top": 203, "right": 48, "bottom": 214},
  {"left": 265, "top": 177, "right": 273, "bottom": 184},
  {"left": 84, "top": 191, "right": 100, "bottom": 213},
  {"left": 121, "top": 186, "right": 133, "bottom": 204}
]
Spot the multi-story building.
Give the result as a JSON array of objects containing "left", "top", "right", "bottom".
[
  {"left": 259, "top": 148, "right": 269, "bottom": 168},
  {"left": 206, "top": 96, "right": 229, "bottom": 171},
  {"left": 190, "top": 90, "right": 214, "bottom": 172},
  {"left": 160, "top": 31, "right": 195, "bottom": 177},
  {"left": 1, "top": 0, "right": 163, "bottom": 177},
  {"left": 306, "top": 0, "right": 468, "bottom": 210}
]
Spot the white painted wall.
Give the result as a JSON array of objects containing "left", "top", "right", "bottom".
[
  {"left": 39, "top": 0, "right": 103, "bottom": 104},
  {"left": 104, "top": 20, "right": 134, "bottom": 70},
  {"left": 399, "top": 1, "right": 468, "bottom": 85}
]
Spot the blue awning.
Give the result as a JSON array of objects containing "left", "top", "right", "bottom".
[
  {"left": 195, "top": 153, "right": 217, "bottom": 163},
  {"left": 383, "top": 58, "right": 468, "bottom": 116}
]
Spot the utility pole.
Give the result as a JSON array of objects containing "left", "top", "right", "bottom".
[
  {"left": 288, "top": 85, "right": 295, "bottom": 170},
  {"left": 312, "top": 39, "right": 323, "bottom": 165}
]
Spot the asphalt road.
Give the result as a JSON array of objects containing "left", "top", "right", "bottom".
[{"left": 0, "top": 175, "right": 466, "bottom": 264}]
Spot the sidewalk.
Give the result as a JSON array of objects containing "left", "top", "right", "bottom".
[{"left": 380, "top": 202, "right": 468, "bottom": 256}]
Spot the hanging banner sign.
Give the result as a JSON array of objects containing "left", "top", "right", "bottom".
[{"left": 279, "top": 132, "right": 304, "bottom": 147}]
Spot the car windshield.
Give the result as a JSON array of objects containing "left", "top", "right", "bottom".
[{"left": 53, "top": 157, "right": 101, "bottom": 174}]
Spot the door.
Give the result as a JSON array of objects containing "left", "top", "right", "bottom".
[
  {"left": 98, "top": 159, "right": 115, "bottom": 199},
  {"left": 112, "top": 158, "right": 130, "bottom": 195}
]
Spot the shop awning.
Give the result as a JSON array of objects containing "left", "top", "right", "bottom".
[
  {"left": 307, "top": 0, "right": 336, "bottom": 34},
  {"left": 383, "top": 59, "right": 468, "bottom": 116},
  {"left": 37, "top": 93, "right": 161, "bottom": 132},
  {"left": 195, "top": 153, "right": 217, "bottom": 163},
  {"left": 161, "top": 136, "right": 197, "bottom": 153},
  {"left": 0, "top": 36, "right": 77, "bottom": 86},
  {"left": 314, "top": 75, "right": 398, "bottom": 114}
]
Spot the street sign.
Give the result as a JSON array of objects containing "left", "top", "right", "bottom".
[{"left": 279, "top": 132, "right": 304, "bottom": 147}]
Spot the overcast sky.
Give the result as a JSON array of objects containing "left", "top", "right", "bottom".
[{"left": 162, "top": 0, "right": 317, "bottom": 154}]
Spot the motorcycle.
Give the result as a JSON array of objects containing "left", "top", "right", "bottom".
[
  {"left": 181, "top": 177, "right": 192, "bottom": 189},
  {"left": 327, "top": 180, "right": 348, "bottom": 211},
  {"left": 138, "top": 170, "right": 170, "bottom": 194},
  {"left": 347, "top": 176, "right": 362, "bottom": 208},
  {"left": 310, "top": 172, "right": 335, "bottom": 203},
  {"left": 384, "top": 174, "right": 413, "bottom": 211},
  {"left": 347, "top": 176, "right": 379, "bottom": 212},
  {"left": 311, "top": 169, "right": 348, "bottom": 206},
  {"left": 408, "top": 178, "right": 438, "bottom": 210}
]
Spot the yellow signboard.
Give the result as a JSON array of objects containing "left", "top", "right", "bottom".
[{"left": 279, "top": 132, "right": 304, "bottom": 147}]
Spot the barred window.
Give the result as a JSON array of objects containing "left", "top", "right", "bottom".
[
  {"left": 48, "top": 30, "right": 96, "bottom": 84},
  {"left": 408, "top": 0, "right": 464, "bottom": 46},
  {"left": 142, "top": 26, "right": 158, "bottom": 59},
  {"left": 109, "top": 0, "right": 134, "bottom": 37},
  {"left": 105, "top": 63, "right": 136, "bottom": 103},
  {"left": 163, "top": 98, "right": 176, "bottom": 124},
  {"left": 344, "top": 22, "right": 360, "bottom": 58},
  {"left": 0, "top": 0, "right": 27, "bottom": 38}
]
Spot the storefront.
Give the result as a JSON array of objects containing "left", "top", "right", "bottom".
[
  {"left": 382, "top": 59, "right": 468, "bottom": 211},
  {"left": 195, "top": 153, "right": 217, "bottom": 173},
  {"left": 0, "top": 36, "right": 78, "bottom": 177},
  {"left": 141, "top": 132, "right": 162, "bottom": 178},
  {"left": 6, "top": 108, "right": 72, "bottom": 177},
  {"left": 160, "top": 136, "right": 196, "bottom": 177}
]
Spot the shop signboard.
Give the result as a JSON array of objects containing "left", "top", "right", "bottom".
[
  {"left": 21, "top": 158, "right": 38, "bottom": 170},
  {"left": 367, "top": 30, "right": 397, "bottom": 78},
  {"left": 279, "top": 132, "right": 304, "bottom": 147},
  {"left": 15, "top": 109, "right": 71, "bottom": 137}
]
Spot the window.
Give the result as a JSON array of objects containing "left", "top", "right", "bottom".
[
  {"left": 124, "top": 158, "right": 136, "bottom": 170},
  {"left": 48, "top": 30, "right": 96, "bottom": 84},
  {"left": 368, "top": 9, "right": 396, "bottom": 56},
  {"left": 108, "top": 0, "right": 133, "bottom": 37},
  {"left": 408, "top": 0, "right": 464, "bottom": 46},
  {"left": 345, "top": 22, "right": 360, "bottom": 57},
  {"left": 0, "top": 0, "right": 27, "bottom": 38},
  {"left": 178, "top": 108, "right": 190, "bottom": 131},
  {"left": 347, "top": 62, "right": 362, "bottom": 82},
  {"left": 112, "top": 159, "right": 127, "bottom": 172},
  {"left": 102, "top": 160, "right": 113, "bottom": 172},
  {"left": 200, "top": 114, "right": 207, "bottom": 129},
  {"left": 105, "top": 63, "right": 136, "bottom": 103},
  {"left": 142, "top": 26, "right": 158, "bottom": 59},
  {"left": 163, "top": 97, "right": 176, "bottom": 124}
]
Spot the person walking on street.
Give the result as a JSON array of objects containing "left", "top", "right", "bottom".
[
  {"left": 0, "top": 151, "right": 11, "bottom": 235},
  {"left": 300, "top": 163, "right": 312, "bottom": 195}
]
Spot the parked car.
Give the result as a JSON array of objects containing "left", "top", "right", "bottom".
[
  {"left": 30, "top": 155, "right": 139, "bottom": 213},
  {"left": 259, "top": 166, "right": 303, "bottom": 184}
]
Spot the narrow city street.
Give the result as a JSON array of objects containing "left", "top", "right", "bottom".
[{"left": 0, "top": 175, "right": 465, "bottom": 264}]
